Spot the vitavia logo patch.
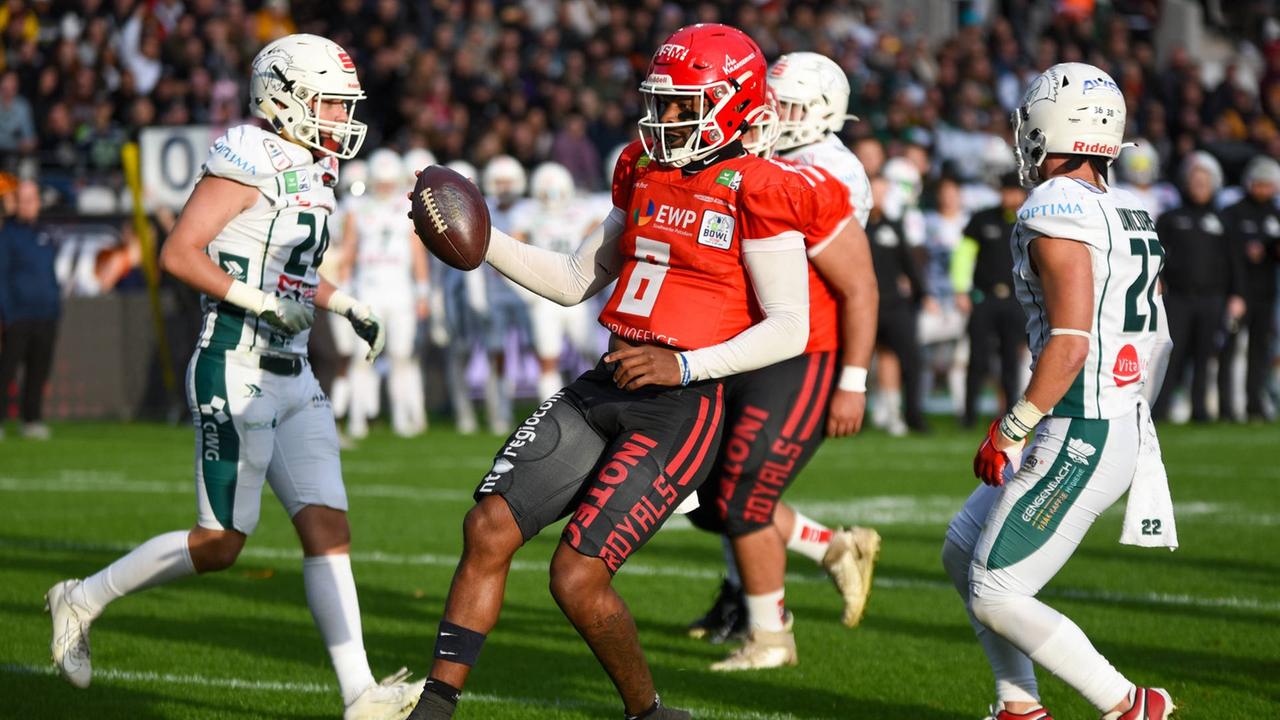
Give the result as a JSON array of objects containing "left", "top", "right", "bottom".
[
  {"left": 219, "top": 253, "right": 249, "bottom": 282},
  {"left": 1113, "top": 343, "right": 1141, "bottom": 387},
  {"left": 698, "top": 210, "right": 735, "bottom": 250},
  {"left": 283, "top": 169, "right": 311, "bottom": 194},
  {"left": 1066, "top": 437, "right": 1097, "bottom": 466},
  {"left": 715, "top": 169, "right": 741, "bottom": 189}
]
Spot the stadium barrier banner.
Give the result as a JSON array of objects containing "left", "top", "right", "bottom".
[{"left": 139, "top": 126, "right": 220, "bottom": 211}]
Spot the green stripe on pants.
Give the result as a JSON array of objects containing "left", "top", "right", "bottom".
[
  {"left": 193, "top": 349, "right": 240, "bottom": 529},
  {"left": 987, "top": 417, "right": 1110, "bottom": 570}
]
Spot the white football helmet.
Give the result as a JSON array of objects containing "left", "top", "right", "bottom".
[
  {"left": 1179, "top": 151, "right": 1223, "bottom": 193},
  {"left": 338, "top": 158, "right": 368, "bottom": 197},
  {"left": 1012, "top": 62, "right": 1128, "bottom": 187},
  {"left": 768, "top": 51, "right": 856, "bottom": 152},
  {"left": 742, "top": 86, "right": 782, "bottom": 158},
  {"left": 1117, "top": 140, "right": 1159, "bottom": 186},
  {"left": 482, "top": 155, "right": 527, "bottom": 199},
  {"left": 367, "top": 148, "right": 402, "bottom": 196},
  {"left": 402, "top": 148, "right": 437, "bottom": 184},
  {"left": 883, "top": 157, "right": 922, "bottom": 206},
  {"left": 249, "top": 33, "right": 367, "bottom": 159},
  {"left": 530, "top": 162, "right": 575, "bottom": 206},
  {"left": 446, "top": 160, "right": 478, "bottom": 184}
]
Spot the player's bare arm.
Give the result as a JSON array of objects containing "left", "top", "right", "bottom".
[
  {"left": 810, "top": 219, "right": 878, "bottom": 436},
  {"left": 159, "top": 175, "right": 259, "bottom": 298},
  {"left": 1017, "top": 235, "right": 1095, "bottom": 425}
]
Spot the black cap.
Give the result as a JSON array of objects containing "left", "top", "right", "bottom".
[{"left": 999, "top": 170, "right": 1023, "bottom": 189}]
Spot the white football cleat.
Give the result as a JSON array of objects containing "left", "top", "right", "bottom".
[
  {"left": 46, "top": 579, "right": 93, "bottom": 688},
  {"left": 823, "top": 526, "right": 881, "bottom": 627},
  {"left": 710, "top": 612, "right": 797, "bottom": 672},
  {"left": 344, "top": 667, "right": 426, "bottom": 720}
]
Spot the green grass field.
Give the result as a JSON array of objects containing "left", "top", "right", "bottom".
[{"left": 2, "top": 418, "right": 1278, "bottom": 719}]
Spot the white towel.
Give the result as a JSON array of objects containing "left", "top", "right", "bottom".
[{"left": 1120, "top": 401, "right": 1178, "bottom": 550}]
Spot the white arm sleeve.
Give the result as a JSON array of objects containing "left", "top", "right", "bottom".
[
  {"left": 484, "top": 207, "right": 625, "bottom": 306},
  {"left": 682, "top": 235, "right": 810, "bottom": 381}
]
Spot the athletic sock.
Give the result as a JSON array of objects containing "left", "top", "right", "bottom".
[
  {"left": 787, "top": 511, "right": 833, "bottom": 564},
  {"left": 744, "top": 589, "right": 786, "bottom": 633},
  {"left": 721, "top": 536, "right": 742, "bottom": 590},
  {"left": 303, "top": 554, "right": 376, "bottom": 706},
  {"left": 74, "top": 530, "right": 196, "bottom": 618},
  {"left": 537, "top": 371, "right": 561, "bottom": 402}
]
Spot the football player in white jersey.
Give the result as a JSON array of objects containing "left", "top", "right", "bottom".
[
  {"left": 44, "top": 35, "right": 423, "bottom": 720},
  {"left": 341, "top": 148, "right": 430, "bottom": 439},
  {"left": 326, "top": 157, "right": 368, "bottom": 427},
  {"left": 943, "top": 63, "right": 1176, "bottom": 720},
  {"left": 1114, "top": 141, "right": 1180, "bottom": 219},
  {"left": 686, "top": 54, "right": 884, "bottom": 666},
  {"left": 509, "top": 161, "right": 604, "bottom": 400}
]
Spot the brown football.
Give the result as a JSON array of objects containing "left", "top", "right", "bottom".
[{"left": 410, "top": 165, "right": 491, "bottom": 270}]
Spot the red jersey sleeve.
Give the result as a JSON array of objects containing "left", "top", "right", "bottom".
[
  {"left": 803, "top": 165, "right": 856, "bottom": 257},
  {"left": 737, "top": 180, "right": 809, "bottom": 251},
  {"left": 610, "top": 140, "right": 648, "bottom": 212}
]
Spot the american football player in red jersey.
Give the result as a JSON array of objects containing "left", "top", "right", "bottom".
[
  {"left": 406, "top": 24, "right": 861, "bottom": 720},
  {"left": 683, "top": 85, "right": 882, "bottom": 670}
]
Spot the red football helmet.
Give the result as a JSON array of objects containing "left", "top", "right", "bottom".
[{"left": 638, "top": 24, "right": 767, "bottom": 167}]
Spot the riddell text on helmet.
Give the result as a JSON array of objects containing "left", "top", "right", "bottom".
[{"left": 1073, "top": 141, "right": 1118, "bottom": 154}]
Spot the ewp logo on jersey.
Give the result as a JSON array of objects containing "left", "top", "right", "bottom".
[
  {"left": 698, "top": 210, "right": 734, "bottom": 250},
  {"left": 633, "top": 200, "right": 697, "bottom": 232}
]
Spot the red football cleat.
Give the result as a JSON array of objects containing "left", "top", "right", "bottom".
[
  {"left": 1103, "top": 687, "right": 1176, "bottom": 720},
  {"left": 985, "top": 704, "right": 1054, "bottom": 720}
]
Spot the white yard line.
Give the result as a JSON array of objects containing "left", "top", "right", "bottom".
[
  {"left": 0, "top": 664, "right": 826, "bottom": 719},
  {"left": 5, "top": 475, "right": 1278, "bottom": 525},
  {"left": 4, "top": 538, "right": 1277, "bottom": 614}
]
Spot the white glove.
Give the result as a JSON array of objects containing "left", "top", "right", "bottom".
[
  {"left": 328, "top": 290, "right": 386, "bottom": 361},
  {"left": 224, "top": 280, "right": 314, "bottom": 334}
]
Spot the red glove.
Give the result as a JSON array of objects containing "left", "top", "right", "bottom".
[{"left": 973, "top": 419, "right": 1021, "bottom": 487}]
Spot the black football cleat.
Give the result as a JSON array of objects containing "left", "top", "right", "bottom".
[{"left": 686, "top": 579, "right": 747, "bottom": 644}]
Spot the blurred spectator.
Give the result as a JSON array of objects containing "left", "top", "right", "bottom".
[
  {"left": 0, "top": 180, "right": 59, "bottom": 440},
  {"left": 1153, "top": 152, "right": 1242, "bottom": 422},
  {"left": 1219, "top": 156, "right": 1280, "bottom": 421},
  {"left": 951, "top": 171, "right": 1027, "bottom": 428},
  {"left": 0, "top": 69, "right": 36, "bottom": 155},
  {"left": 868, "top": 175, "right": 928, "bottom": 435}
]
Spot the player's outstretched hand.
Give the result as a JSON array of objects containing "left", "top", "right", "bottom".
[
  {"left": 259, "top": 295, "right": 314, "bottom": 334},
  {"left": 826, "top": 389, "right": 866, "bottom": 437},
  {"left": 345, "top": 303, "right": 386, "bottom": 362},
  {"left": 605, "top": 345, "right": 682, "bottom": 390},
  {"left": 973, "top": 419, "right": 1022, "bottom": 486}
]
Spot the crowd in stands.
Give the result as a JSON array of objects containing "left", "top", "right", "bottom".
[
  {"left": 2, "top": 0, "right": 1277, "bottom": 425},
  {"left": 1, "top": 0, "right": 1277, "bottom": 201}
]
